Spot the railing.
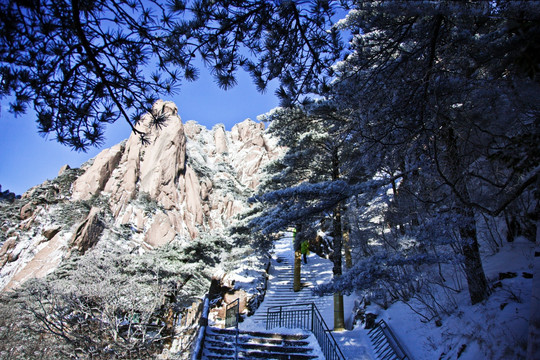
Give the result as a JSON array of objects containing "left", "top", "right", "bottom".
[
  {"left": 368, "top": 320, "right": 410, "bottom": 360},
  {"left": 266, "top": 303, "right": 345, "bottom": 360},
  {"left": 190, "top": 295, "right": 210, "bottom": 360}
]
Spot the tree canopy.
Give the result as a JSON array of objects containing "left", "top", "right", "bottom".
[
  {"left": 249, "top": 0, "right": 539, "bottom": 306},
  {"left": 0, "top": 0, "right": 344, "bottom": 150}
]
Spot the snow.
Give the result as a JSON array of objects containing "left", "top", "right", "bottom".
[
  {"left": 239, "top": 233, "right": 375, "bottom": 359},
  {"left": 364, "top": 235, "right": 534, "bottom": 360},
  {"left": 237, "top": 232, "right": 535, "bottom": 360}
]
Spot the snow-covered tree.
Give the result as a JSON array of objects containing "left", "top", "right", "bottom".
[
  {"left": 253, "top": 102, "right": 369, "bottom": 329},
  {"left": 328, "top": 0, "right": 540, "bottom": 304},
  {"left": 17, "top": 235, "right": 231, "bottom": 359}
]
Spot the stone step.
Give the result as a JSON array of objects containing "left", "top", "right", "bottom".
[
  {"left": 202, "top": 327, "right": 318, "bottom": 360},
  {"left": 267, "top": 286, "right": 315, "bottom": 290},
  {"left": 203, "top": 348, "right": 318, "bottom": 360},
  {"left": 207, "top": 327, "right": 310, "bottom": 341},
  {"left": 205, "top": 342, "right": 314, "bottom": 354},
  {"left": 206, "top": 338, "right": 311, "bottom": 348},
  {"left": 215, "top": 236, "right": 333, "bottom": 360},
  {"left": 256, "top": 296, "right": 324, "bottom": 302}
]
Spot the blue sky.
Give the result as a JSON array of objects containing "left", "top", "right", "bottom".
[{"left": 0, "top": 68, "right": 279, "bottom": 195}]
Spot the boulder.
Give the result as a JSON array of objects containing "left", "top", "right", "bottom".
[
  {"left": 231, "top": 118, "right": 265, "bottom": 147},
  {"left": 57, "top": 164, "right": 71, "bottom": 176},
  {"left": 0, "top": 237, "right": 16, "bottom": 258},
  {"left": 20, "top": 202, "right": 34, "bottom": 220},
  {"left": 144, "top": 212, "right": 176, "bottom": 248},
  {"left": 364, "top": 313, "right": 377, "bottom": 329},
  {"left": 184, "top": 120, "right": 203, "bottom": 139},
  {"left": 213, "top": 124, "right": 228, "bottom": 153},
  {"left": 70, "top": 207, "right": 104, "bottom": 254},
  {"left": 42, "top": 226, "right": 62, "bottom": 240},
  {"left": 183, "top": 166, "right": 203, "bottom": 225}
]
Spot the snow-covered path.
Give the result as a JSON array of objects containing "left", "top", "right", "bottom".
[{"left": 240, "top": 233, "right": 375, "bottom": 359}]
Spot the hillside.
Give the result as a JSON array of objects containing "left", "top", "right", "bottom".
[{"left": 0, "top": 100, "right": 279, "bottom": 292}]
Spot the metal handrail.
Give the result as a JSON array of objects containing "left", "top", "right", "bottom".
[
  {"left": 191, "top": 295, "right": 210, "bottom": 360},
  {"left": 368, "top": 320, "right": 410, "bottom": 360},
  {"left": 266, "top": 302, "right": 346, "bottom": 360}
]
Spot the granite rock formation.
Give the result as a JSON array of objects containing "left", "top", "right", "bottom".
[{"left": 0, "top": 100, "right": 280, "bottom": 291}]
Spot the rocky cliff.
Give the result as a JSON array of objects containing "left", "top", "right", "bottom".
[{"left": 0, "top": 100, "right": 279, "bottom": 291}]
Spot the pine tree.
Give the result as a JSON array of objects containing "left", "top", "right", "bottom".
[
  {"left": 253, "top": 103, "right": 365, "bottom": 329},
  {"left": 330, "top": 0, "right": 540, "bottom": 304},
  {"left": 0, "top": 0, "right": 344, "bottom": 150}
]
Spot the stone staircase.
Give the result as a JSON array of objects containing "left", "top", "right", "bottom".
[
  {"left": 199, "top": 235, "right": 336, "bottom": 360},
  {"left": 246, "top": 235, "right": 333, "bottom": 326},
  {"left": 201, "top": 327, "right": 318, "bottom": 360}
]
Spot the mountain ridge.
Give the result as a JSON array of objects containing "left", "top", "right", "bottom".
[{"left": 0, "top": 100, "right": 280, "bottom": 291}]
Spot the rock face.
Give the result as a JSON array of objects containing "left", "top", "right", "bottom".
[
  {"left": 71, "top": 144, "right": 124, "bottom": 200},
  {"left": 0, "top": 100, "right": 280, "bottom": 291},
  {"left": 69, "top": 207, "right": 104, "bottom": 254}
]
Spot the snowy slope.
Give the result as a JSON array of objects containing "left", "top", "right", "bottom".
[
  {"left": 237, "top": 231, "right": 534, "bottom": 360},
  {"left": 362, "top": 236, "right": 534, "bottom": 360}
]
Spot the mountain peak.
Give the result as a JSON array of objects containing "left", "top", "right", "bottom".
[{"left": 0, "top": 100, "right": 281, "bottom": 290}]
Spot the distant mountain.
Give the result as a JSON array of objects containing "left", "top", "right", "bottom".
[{"left": 0, "top": 100, "right": 280, "bottom": 291}]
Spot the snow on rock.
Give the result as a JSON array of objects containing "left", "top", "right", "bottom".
[
  {"left": 3, "top": 231, "right": 69, "bottom": 291},
  {"left": 0, "top": 101, "right": 280, "bottom": 291},
  {"left": 95, "top": 102, "right": 278, "bottom": 246}
]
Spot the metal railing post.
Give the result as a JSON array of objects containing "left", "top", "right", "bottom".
[
  {"left": 235, "top": 311, "right": 239, "bottom": 360},
  {"left": 191, "top": 295, "right": 210, "bottom": 360},
  {"left": 265, "top": 303, "right": 345, "bottom": 360},
  {"left": 224, "top": 298, "right": 240, "bottom": 360},
  {"left": 311, "top": 303, "right": 314, "bottom": 332}
]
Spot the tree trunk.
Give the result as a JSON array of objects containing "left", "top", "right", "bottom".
[
  {"left": 331, "top": 147, "right": 346, "bottom": 330},
  {"left": 294, "top": 249, "right": 302, "bottom": 292},
  {"left": 293, "top": 225, "right": 302, "bottom": 292},
  {"left": 343, "top": 226, "right": 353, "bottom": 269},
  {"left": 391, "top": 177, "right": 405, "bottom": 234},
  {"left": 333, "top": 292, "right": 345, "bottom": 331},
  {"left": 332, "top": 204, "right": 345, "bottom": 330},
  {"left": 442, "top": 127, "right": 490, "bottom": 304},
  {"left": 459, "top": 206, "right": 490, "bottom": 304}
]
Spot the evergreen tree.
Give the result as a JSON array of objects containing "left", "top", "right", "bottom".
[
  {"left": 0, "top": 0, "right": 344, "bottom": 150},
  {"left": 329, "top": 0, "right": 540, "bottom": 304},
  {"left": 253, "top": 103, "right": 369, "bottom": 329}
]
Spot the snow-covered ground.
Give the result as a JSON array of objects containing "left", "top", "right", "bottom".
[
  {"left": 239, "top": 233, "right": 534, "bottom": 360},
  {"left": 378, "top": 235, "right": 534, "bottom": 360}
]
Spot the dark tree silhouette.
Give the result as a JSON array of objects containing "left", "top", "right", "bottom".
[{"left": 0, "top": 0, "right": 344, "bottom": 150}]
